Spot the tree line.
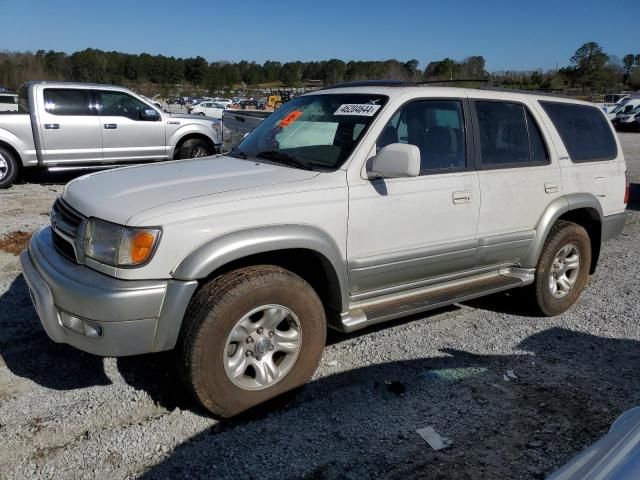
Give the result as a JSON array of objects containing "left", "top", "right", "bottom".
[{"left": 0, "top": 42, "right": 638, "bottom": 96}]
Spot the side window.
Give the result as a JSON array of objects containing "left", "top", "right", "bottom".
[
  {"left": 43, "top": 89, "right": 94, "bottom": 116},
  {"left": 539, "top": 101, "right": 617, "bottom": 162},
  {"left": 376, "top": 99, "right": 466, "bottom": 173},
  {"left": 525, "top": 109, "right": 549, "bottom": 164},
  {"left": 475, "top": 101, "right": 548, "bottom": 167},
  {"left": 98, "top": 91, "right": 150, "bottom": 121}
]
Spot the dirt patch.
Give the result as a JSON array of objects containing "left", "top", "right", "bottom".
[{"left": 0, "top": 231, "right": 33, "bottom": 255}]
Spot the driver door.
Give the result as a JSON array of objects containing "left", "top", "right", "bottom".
[{"left": 96, "top": 90, "right": 167, "bottom": 162}]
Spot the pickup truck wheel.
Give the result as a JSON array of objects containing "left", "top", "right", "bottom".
[
  {"left": 0, "top": 146, "right": 18, "bottom": 189},
  {"left": 177, "top": 265, "right": 326, "bottom": 417},
  {"left": 178, "top": 138, "right": 211, "bottom": 159},
  {"left": 533, "top": 220, "right": 591, "bottom": 316}
]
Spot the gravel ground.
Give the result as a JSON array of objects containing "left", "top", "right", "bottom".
[{"left": 1, "top": 133, "right": 639, "bottom": 480}]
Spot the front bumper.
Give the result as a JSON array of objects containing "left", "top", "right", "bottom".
[{"left": 20, "top": 227, "right": 197, "bottom": 356}]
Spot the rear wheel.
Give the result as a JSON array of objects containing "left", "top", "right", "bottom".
[
  {"left": 533, "top": 220, "right": 591, "bottom": 316},
  {"left": 177, "top": 265, "right": 326, "bottom": 417},
  {"left": 178, "top": 138, "right": 211, "bottom": 159},
  {"left": 0, "top": 146, "right": 19, "bottom": 189}
]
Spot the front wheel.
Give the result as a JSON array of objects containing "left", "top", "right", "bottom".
[
  {"left": 0, "top": 146, "right": 19, "bottom": 189},
  {"left": 177, "top": 265, "right": 326, "bottom": 417},
  {"left": 177, "top": 138, "right": 211, "bottom": 159},
  {"left": 533, "top": 220, "right": 591, "bottom": 316}
]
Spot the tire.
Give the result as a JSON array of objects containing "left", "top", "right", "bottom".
[
  {"left": 533, "top": 220, "right": 591, "bottom": 316},
  {"left": 0, "top": 146, "right": 19, "bottom": 189},
  {"left": 177, "top": 138, "right": 211, "bottom": 159},
  {"left": 177, "top": 265, "right": 326, "bottom": 417},
  {"left": 198, "top": 112, "right": 205, "bottom": 116}
]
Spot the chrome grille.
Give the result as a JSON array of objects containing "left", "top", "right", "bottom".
[
  {"left": 51, "top": 198, "right": 85, "bottom": 262},
  {"left": 51, "top": 198, "right": 84, "bottom": 238}
]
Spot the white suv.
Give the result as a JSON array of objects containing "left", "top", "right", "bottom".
[{"left": 21, "top": 81, "right": 628, "bottom": 417}]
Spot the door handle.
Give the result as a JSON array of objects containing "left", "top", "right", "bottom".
[
  {"left": 544, "top": 182, "right": 559, "bottom": 194},
  {"left": 453, "top": 191, "right": 472, "bottom": 204},
  {"left": 44, "top": 123, "right": 60, "bottom": 129},
  {"left": 104, "top": 124, "right": 118, "bottom": 129}
]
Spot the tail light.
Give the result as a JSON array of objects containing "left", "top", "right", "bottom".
[{"left": 624, "top": 172, "right": 630, "bottom": 205}]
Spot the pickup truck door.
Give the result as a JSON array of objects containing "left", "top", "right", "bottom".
[
  {"left": 37, "top": 87, "right": 103, "bottom": 164},
  {"left": 347, "top": 98, "right": 480, "bottom": 296},
  {"left": 96, "top": 90, "right": 167, "bottom": 162}
]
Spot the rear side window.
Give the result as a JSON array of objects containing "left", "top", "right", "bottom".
[
  {"left": 44, "top": 89, "right": 94, "bottom": 116},
  {"left": 474, "top": 101, "right": 548, "bottom": 167},
  {"left": 539, "top": 101, "right": 617, "bottom": 162}
]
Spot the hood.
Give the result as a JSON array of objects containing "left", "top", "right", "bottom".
[
  {"left": 167, "top": 112, "right": 219, "bottom": 122},
  {"left": 63, "top": 156, "right": 319, "bottom": 225}
]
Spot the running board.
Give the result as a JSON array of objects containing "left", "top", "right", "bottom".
[{"left": 337, "top": 268, "right": 534, "bottom": 333}]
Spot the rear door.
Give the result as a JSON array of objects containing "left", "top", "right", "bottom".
[
  {"left": 37, "top": 87, "right": 102, "bottom": 164},
  {"left": 471, "top": 98, "right": 562, "bottom": 267},
  {"left": 96, "top": 90, "right": 167, "bottom": 162}
]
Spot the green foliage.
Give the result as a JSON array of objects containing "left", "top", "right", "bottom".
[{"left": 0, "top": 43, "right": 635, "bottom": 95}]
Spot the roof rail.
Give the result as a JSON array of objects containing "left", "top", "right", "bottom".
[{"left": 321, "top": 80, "right": 416, "bottom": 89}]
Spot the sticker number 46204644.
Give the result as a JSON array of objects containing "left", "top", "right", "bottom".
[{"left": 334, "top": 104, "right": 381, "bottom": 116}]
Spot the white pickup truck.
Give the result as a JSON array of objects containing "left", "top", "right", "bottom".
[
  {"left": 0, "top": 81, "right": 221, "bottom": 188},
  {"left": 21, "top": 81, "right": 627, "bottom": 417}
]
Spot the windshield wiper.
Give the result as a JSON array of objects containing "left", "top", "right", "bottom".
[
  {"left": 227, "top": 147, "right": 247, "bottom": 159},
  {"left": 256, "top": 151, "right": 313, "bottom": 170}
]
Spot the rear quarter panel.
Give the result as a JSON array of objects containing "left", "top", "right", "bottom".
[{"left": 533, "top": 100, "right": 627, "bottom": 216}]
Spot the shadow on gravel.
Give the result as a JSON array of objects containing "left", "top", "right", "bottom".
[
  {"left": 138, "top": 327, "right": 640, "bottom": 480},
  {"left": 0, "top": 275, "right": 110, "bottom": 389},
  {"left": 20, "top": 169, "right": 90, "bottom": 186}
]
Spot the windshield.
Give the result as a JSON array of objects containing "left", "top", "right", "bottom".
[{"left": 236, "top": 93, "right": 388, "bottom": 170}]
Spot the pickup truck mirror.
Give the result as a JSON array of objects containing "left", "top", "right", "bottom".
[
  {"left": 368, "top": 143, "right": 421, "bottom": 179},
  {"left": 140, "top": 108, "right": 160, "bottom": 121}
]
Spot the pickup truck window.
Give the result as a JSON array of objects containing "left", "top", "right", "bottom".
[
  {"left": 97, "top": 91, "right": 153, "bottom": 121},
  {"left": 377, "top": 99, "right": 466, "bottom": 172},
  {"left": 475, "top": 101, "right": 548, "bottom": 168},
  {"left": 18, "top": 85, "right": 29, "bottom": 113},
  {"left": 539, "top": 101, "right": 617, "bottom": 162},
  {"left": 236, "top": 93, "right": 388, "bottom": 170},
  {"left": 44, "top": 88, "right": 94, "bottom": 116}
]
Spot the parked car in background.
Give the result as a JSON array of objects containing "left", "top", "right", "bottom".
[
  {"left": 190, "top": 101, "right": 227, "bottom": 119},
  {"left": 0, "top": 92, "right": 18, "bottom": 112},
  {"left": 613, "top": 105, "right": 640, "bottom": 131},
  {"left": 21, "top": 82, "right": 627, "bottom": 418},
  {"left": 0, "top": 81, "right": 221, "bottom": 188},
  {"left": 606, "top": 98, "right": 640, "bottom": 120}
]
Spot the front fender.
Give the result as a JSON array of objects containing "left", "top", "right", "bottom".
[
  {"left": 167, "top": 123, "right": 220, "bottom": 147},
  {"left": 172, "top": 224, "right": 349, "bottom": 311}
]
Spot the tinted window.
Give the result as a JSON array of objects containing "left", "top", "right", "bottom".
[
  {"left": 0, "top": 95, "right": 17, "bottom": 104},
  {"left": 476, "top": 102, "right": 530, "bottom": 166},
  {"left": 18, "top": 86, "right": 29, "bottom": 113},
  {"left": 377, "top": 100, "right": 466, "bottom": 172},
  {"left": 44, "top": 89, "right": 94, "bottom": 116},
  {"left": 540, "top": 101, "right": 617, "bottom": 162},
  {"left": 98, "top": 91, "right": 151, "bottom": 120},
  {"left": 525, "top": 109, "right": 548, "bottom": 163}
]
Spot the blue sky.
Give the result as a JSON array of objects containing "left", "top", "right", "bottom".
[{"left": 0, "top": 0, "right": 637, "bottom": 72}]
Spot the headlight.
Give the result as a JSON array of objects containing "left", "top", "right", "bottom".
[{"left": 83, "top": 218, "right": 161, "bottom": 267}]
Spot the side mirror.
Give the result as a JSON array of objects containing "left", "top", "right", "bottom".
[
  {"left": 140, "top": 108, "right": 160, "bottom": 121},
  {"left": 368, "top": 143, "right": 421, "bottom": 179}
]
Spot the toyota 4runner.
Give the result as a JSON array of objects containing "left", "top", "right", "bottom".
[{"left": 21, "top": 81, "right": 628, "bottom": 417}]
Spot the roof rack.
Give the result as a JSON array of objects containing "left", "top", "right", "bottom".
[{"left": 321, "top": 78, "right": 575, "bottom": 99}]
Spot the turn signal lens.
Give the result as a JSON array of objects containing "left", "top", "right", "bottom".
[{"left": 117, "top": 227, "right": 161, "bottom": 266}]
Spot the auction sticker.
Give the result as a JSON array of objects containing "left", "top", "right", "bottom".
[
  {"left": 279, "top": 110, "right": 303, "bottom": 127},
  {"left": 334, "top": 104, "right": 381, "bottom": 116}
]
